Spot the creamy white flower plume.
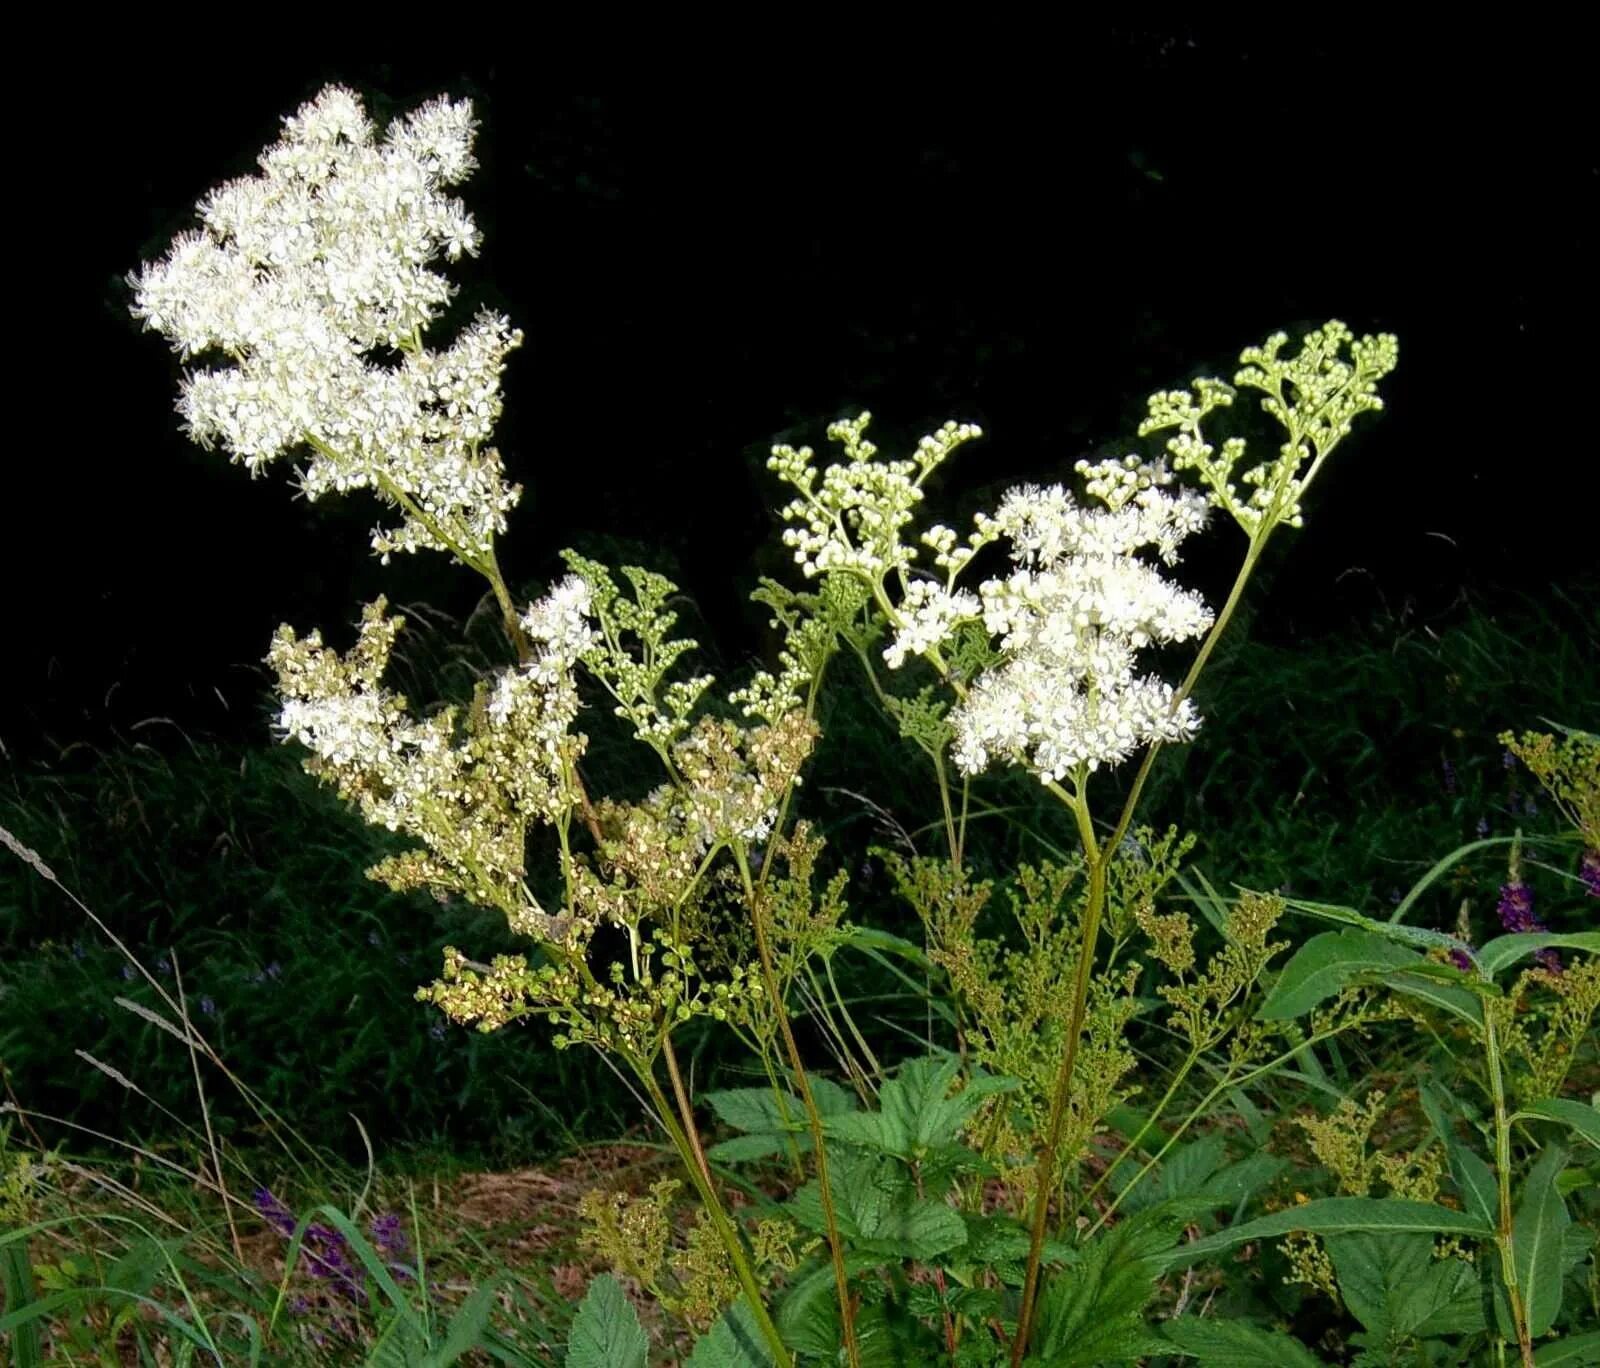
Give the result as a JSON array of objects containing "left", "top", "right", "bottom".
[
  {"left": 130, "top": 85, "right": 523, "bottom": 565},
  {"left": 949, "top": 456, "right": 1213, "bottom": 780}
]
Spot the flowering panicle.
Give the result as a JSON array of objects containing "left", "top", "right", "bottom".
[
  {"left": 129, "top": 85, "right": 523, "bottom": 565},
  {"left": 767, "top": 413, "right": 1216, "bottom": 780},
  {"left": 943, "top": 458, "right": 1212, "bottom": 780},
  {"left": 1140, "top": 321, "right": 1398, "bottom": 536},
  {"left": 269, "top": 581, "right": 591, "bottom": 936}
]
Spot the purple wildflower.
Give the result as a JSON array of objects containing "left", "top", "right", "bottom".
[
  {"left": 1502, "top": 748, "right": 1517, "bottom": 771},
  {"left": 198, "top": 995, "right": 217, "bottom": 1017},
  {"left": 1476, "top": 816, "right": 1491, "bottom": 839},
  {"left": 254, "top": 1190, "right": 365, "bottom": 1303},
  {"left": 119, "top": 964, "right": 137, "bottom": 982},
  {"left": 370, "top": 1211, "right": 407, "bottom": 1261},
  {"left": 1441, "top": 758, "right": 1457, "bottom": 794},
  {"left": 1534, "top": 948, "right": 1564, "bottom": 974},
  {"left": 1448, "top": 947, "right": 1474, "bottom": 972},
  {"left": 1582, "top": 850, "right": 1600, "bottom": 898},
  {"left": 155, "top": 955, "right": 172, "bottom": 976},
  {"left": 253, "top": 1187, "right": 296, "bottom": 1238},
  {"left": 304, "top": 1222, "right": 364, "bottom": 1302},
  {"left": 1497, "top": 879, "right": 1541, "bottom": 934},
  {"left": 429, "top": 1021, "right": 448, "bottom": 1043}
]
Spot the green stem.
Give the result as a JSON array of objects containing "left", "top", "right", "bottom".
[
  {"left": 661, "top": 1034, "right": 713, "bottom": 1189},
  {"left": 635, "top": 1062, "right": 793, "bottom": 1367},
  {"left": 1011, "top": 533, "right": 1271, "bottom": 1361},
  {"left": 1011, "top": 837, "right": 1106, "bottom": 1364},
  {"left": 733, "top": 842, "right": 861, "bottom": 1368},
  {"left": 1485, "top": 1006, "right": 1537, "bottom": 1368},
  {"left": 1103, "top": 533, "right": 1266, "bottom": 862},
  {"left": 1073, "top": 1049, "right": 1200, "bottom": 1221},
  {"left": 1086, "top": 1021, "right": 1361, "bottom": 1239},
  {"left": 825, "top": 953, "right": 884, "bottom": 1083}
]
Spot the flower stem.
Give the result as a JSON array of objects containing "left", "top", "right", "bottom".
[
  {"left": 1484, "top": 1006, "right": 1537, "bottom": 1368},
  {"left": 1012, "top": 521, "right": 1259, "bottom": 1361},
  {"left": 1011, "top": 838, "right": 1106, "bottom": 1364},
  {"left": 635, "top": 1061, "right": 793, "bottom": 1367},
  {"left": 661, "top": 1034, "right": 713, "bottom": 1188},
  {"left": 733, "top": 842, "right": 861, "bottom": 1368}
]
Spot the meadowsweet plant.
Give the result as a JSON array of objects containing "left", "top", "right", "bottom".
[{"left": 129, "top": 83, "right": 1599, "bottom": 1367}]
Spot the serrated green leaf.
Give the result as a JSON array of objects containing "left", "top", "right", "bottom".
[
  {"left": 807, "top": 1075, "right": 860, "bottom": 1117},
  {"left": 1258, "top": 931, "right": 1422, "bottom": 1020},
  {"left": 1116, "top": 1133, "right": 1226, "bottom": 1214},
  {"left": 1199, "top": 1153, "right": 1289, "bottom": 1211},
  {"left": 777, "top": 1259, "right": 843, "bottom": 1359},
  {"left": 706, "top": 1088, "right": 808, "bottom": 1137},
  {"left": 778, "top": 1258, "right": 911, "bottom": 1367},
  {"left": 1325, "top": 1231, "right": 1427, "bottom": 1337},
  {"left": 565, "top": 1274, "right": 647, "bottom": 1368},
  {"left": 707, "top": 1133, "right": 807, "bottom": 1163},
  {"left": 685, "top": 1299, "right": 776, "bottom": 1366},
  {"left": 1162, "top": 1316, "right": 1327, "bottom": 1366},
  {"left": 1162, "top": 1198, "right": 1493, "bottom": 1270},
  {"left": 1027, "top": 1204, "right": 1197, "bottom": 1366},
  {"left": 787, "top": 1154, "right": 968, "bottom": 1261},
  {"left": 1477, "top": 932, "right": 1600, "bottom": 977},
  {"left": 1326, "top": 1232, "right": 1484, "bottom": 1341},
  {"left": 1514, "top": 1146, "right": 1571, "bottom": 1338},
  {"left": 826, "top": 1056, "right": 1016, "bottom": 1160},
  {"left": 1515, "top": 1099, "right": 1600, "bottom": 1151}
]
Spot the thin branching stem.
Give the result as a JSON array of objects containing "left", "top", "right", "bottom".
[{"left": 733, "top": 842, "right": 862, "bottom": 1368}]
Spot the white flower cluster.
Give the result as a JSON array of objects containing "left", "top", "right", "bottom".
[
  {"left": 949, "top": 458, "right": 1212, "bottom": 779},
  {"left": 883, "top": 580, "right": 980, "bottom": 669},
  {"left": 129, "top": 85, "right": 523, "bottom": 563},
  {"left": 269, "top": 579, "right": 594, "bottom": 925},
  {"left": 516, "top": 575, "right": 601, "bottom": 686}
]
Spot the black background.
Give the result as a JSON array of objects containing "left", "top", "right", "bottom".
[{"left": 10, "top": 36, "right": 1595, "bottom": 756}]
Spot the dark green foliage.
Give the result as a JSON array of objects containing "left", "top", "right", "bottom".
[{"left": 0, "top": 738, "right": 628, "bottom": 1163}]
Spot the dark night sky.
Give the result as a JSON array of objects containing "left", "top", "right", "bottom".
[{"left": 10, "top": 39, "right": 1596, "bottom": 755}]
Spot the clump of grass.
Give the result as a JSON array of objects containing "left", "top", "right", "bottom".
[
  {"left": 0, "top": 840, "right": 595, "bottom": 1364},
  {"left": 0, "top": 721, "right": 627, "bottom": 1164}
]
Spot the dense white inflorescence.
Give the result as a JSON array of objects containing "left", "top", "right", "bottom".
[
  {"left": 129, "top": 85, "right": 523, "bottom": 564},
  {"left": 945, "top": 457, "right": 1214, "bottom": 780}
]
